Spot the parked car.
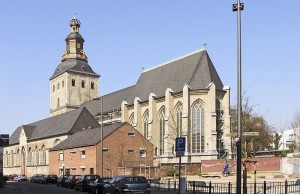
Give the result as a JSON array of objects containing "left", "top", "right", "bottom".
[
  {"left": 16, "top": 174, "right": 27, "bottom": 181},
  {"left": 89, "top": 178, "right": 112, "bottom": 194},
  {"left": 49, "top": 175, "right": 58, "bottom": 184},
  {"left": 8, "top": 174, "right": 18, "bottom": 181},
  {"left": 56, "top": 175, "right": 69, "bottom": 187},
  {"left": 64, "top": 175, "right": 81, "bottom": 189},
  {"left": 74, "top": 175, "right": 100, "bottom": 192},
  {"left": 34, "top": 174, "right": 44, "bottom": 183},
  {"left": 103, "top": 175, "right": 151, "bottom": 194}
]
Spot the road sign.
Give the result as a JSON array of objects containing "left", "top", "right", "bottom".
[
  {"left": 243, "top": 132, "right": 259, "bottom": 136},
  {"left": 175, "top": 137, "right": 186, "bottom": 157}
]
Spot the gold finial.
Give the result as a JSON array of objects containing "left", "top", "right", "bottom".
[
  {"left": 74, "top": 13, "right": 77, "bottom": 19},
  {"left": 203, "top": 41, "right": 207, "bottom": 50}
]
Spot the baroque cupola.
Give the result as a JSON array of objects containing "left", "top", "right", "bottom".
[{"left": 61, "top": 15, "right": 88, "bottom": 62}]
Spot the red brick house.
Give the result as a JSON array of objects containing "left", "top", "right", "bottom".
[{"left": 49, "top": 122, "right": 153, "bottom": 177}]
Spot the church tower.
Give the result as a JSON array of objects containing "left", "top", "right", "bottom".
[{"left": 49, "top": 16, "right": 100, "bottom": 117}]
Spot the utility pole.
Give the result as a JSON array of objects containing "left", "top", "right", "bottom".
[{"left": 232, "top": 1, "right": 244, "bottom": 194}]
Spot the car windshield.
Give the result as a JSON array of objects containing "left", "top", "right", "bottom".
[
  {"left": 95, "top": 179, "right": 104, "bottom": 183},
  {"left": 124, "top": 177, "right": 148, "bottom": 184}
]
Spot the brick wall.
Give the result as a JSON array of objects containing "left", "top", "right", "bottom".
[{"left": 49, "top": 123, "right": 154, "bottom": 177}]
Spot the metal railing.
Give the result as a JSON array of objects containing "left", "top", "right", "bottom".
[{"left": 150, "top": 179, "right": 300, "bottom": 194}]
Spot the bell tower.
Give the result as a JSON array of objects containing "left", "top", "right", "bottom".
[{"left": 49, "top": 16, "right": 100, "bottom": 117}]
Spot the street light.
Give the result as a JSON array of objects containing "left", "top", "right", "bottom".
[
  {"left": 95, "top": 97, "right": 104, "bottom": 177},
  {"left": 232, "top": 1, "right": 244, "bottom": 194}
]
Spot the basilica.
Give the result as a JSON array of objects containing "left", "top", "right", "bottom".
[{"left": 3, "top": 16, "right": 231, "bottom": 176}]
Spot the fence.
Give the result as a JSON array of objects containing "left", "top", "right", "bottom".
[{"left": 150, "top": 179, "right": 300, "bottom": 194}]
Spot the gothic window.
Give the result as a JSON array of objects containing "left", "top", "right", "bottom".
[
  {"left": 53, "top": 85, "right": 55, "bottom": 92},
  {"left": 129, "top": 113, "right": 134, "bottom": 126},
  {"left": 11, "top": 150, "right": 14, "bottom": 167},
  {"left": 57, "top": 98, "right": 60, "bottom": 108},
  {"left": 175, "top": 102, "right": 183, "bottom": 137},
  {"left": 5, "top": 151, "right": 9, "bottom": 167},
  {"left": 91, "top": 82, "right": 94, "bottom": 89},
  {"left": 158, "top": 107, "right": 165, "bottom": 155},
  {"left": 41, "top": 145, "right": 46, "bottom": 165},
  {"left": 81, "top": 80, "right": 85, "bottom": 88},
  {"left": 28, "top": 147, "right": 32, "bottom": 165},
  {"left": 142, "top": 110, "right": 149, "bottom": 138},
  {"left": 72, "top": 79, "right": 76, "bottom": 87},
  {"left": 191, "top": 101, "right": 205, "bottom": 153},
  {"left": 35, "top": 147, "right": 39, "bottom": 165},
  {"left": 62, "top": 81, "right": 65, "bottom": 88},
  {"left": 16, "top": 149, "right": 20, "bottom": 166},
  {"left": 57, "top": 83, "right": 60, "bottom": 90}
]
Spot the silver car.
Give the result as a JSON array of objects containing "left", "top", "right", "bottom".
[
  {"left": 16, "top": 174, "right": 27, "bottom": 181},
  {"left": 103, "top": 175, "right": 151, "bottom": 194}
]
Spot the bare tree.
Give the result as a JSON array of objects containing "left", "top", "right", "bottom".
[
  {"left": 290, "top": 110, "right": 300, "bottom": 149},
  {"left": 230, "top": 95, "right": 273, "bottom": 158}
]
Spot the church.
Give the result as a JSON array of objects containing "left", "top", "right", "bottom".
[{"left": 3, "top": 16, "right": 231, "bottom": 176}]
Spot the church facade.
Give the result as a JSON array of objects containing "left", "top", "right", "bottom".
[{"left": 3, "top": 16, "right": 231, "bottom": 176}]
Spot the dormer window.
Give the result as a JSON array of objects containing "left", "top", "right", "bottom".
[
  {"left": 81, "top": 66, "right": 86, "bottom": 71},
  {"left": 81, "top": 80, "right": 85, "bottom": 88},
  {"left": 72, "top": 79, "right": 76, "bottom": 87}
]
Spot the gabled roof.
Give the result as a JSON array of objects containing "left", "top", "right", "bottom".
[
  {"left": 50, "top": 122, "right": 126, "bottom": 151},
  {"left": 9, "top": 107, "right": 100, "bottom": 145},
  {"left": 82, "top": 49, "right": 224, "bottom": 115}
]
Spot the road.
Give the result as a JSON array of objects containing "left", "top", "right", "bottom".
[{"left": 0, "top": 181, "right": 169, "bottom": 194}]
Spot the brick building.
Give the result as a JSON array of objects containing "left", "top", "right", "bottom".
[{"left": 49, "top": 122, "right": 153, "bottom": 177}]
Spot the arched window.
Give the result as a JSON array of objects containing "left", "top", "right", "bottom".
[
  {"left": 129, "top": 113, "right": 134, "bottom": 126},
  {"left": 57, "top": 83, "right": 60, "bottom": 90},
  {"left": 91, "top": 82, "right": 94, "bottom": 89},
  {"left": 81, "top": 80, "right": 85, "bottom": 88},
  {"left": 191, "top": 101, "right": 205, "bottom": 153},
  {"left": 158, "top": 107, "right": 165, "bottom": 155},
  {"left": 11, "top": 150, "right": 14, "bottom": 167},
  {"left": 41, "top": 145, "right": 46, "bottom": 165},
  {"left": 72, "top": 79, "right": 76, "bottom": 87},
  {"left": 16, "top": 149, "right": 20, "bottom": 166},
  {"left": 5, "top": 151, "right": 9, "bottom": 167},
  {"left": 175, "top": 102, "right": 183, "bottom": 137},
  {"left": 28, "top": 147, "right": 32, "bottom": 165},
  {"left": 21, "top": 147, "right": 26, "bottom": 167},
  {"left": 36, "top": 147, "right": 40, "bottom": 165},
  {"left": 62, "top": 81, "right": 65, "bottom": 88},
  {"left": 142, "top": 110, "right": 149, "bottom": 138},
  {"left": 53, "top": 85, "right": 55, "bottom": 92},
  {"left": 57, "top": 98, "right": 60, "bottom": 108}
]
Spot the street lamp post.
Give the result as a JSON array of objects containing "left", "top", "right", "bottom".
[{"left": 233, "top": 1, "right": 244, "bottom": 194}]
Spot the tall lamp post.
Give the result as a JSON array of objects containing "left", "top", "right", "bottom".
[
  {"left": 232, "top": 1, "right": 244, "bottom": 194},
  {"left": 95, "top": 97, "right": 104, "bottom": 177}
]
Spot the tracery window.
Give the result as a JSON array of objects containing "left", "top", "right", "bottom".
[
  {"left": 41, "top": 145, "right": 46, "bottom": 165},
  {"left": 129, "top": 113, "right": 134, "bottom": 126},
  {"left": 142, "top": 110, "right": 149, "bottom": 138},
  {"left": 175, "top": 102, "right": 183, "bottom": 137},
  {"left": 191, "top": 101, "right": 205, "bottom": 153},
  {"left": 158, "top": 107, "right": 165, "bottom": 155}
]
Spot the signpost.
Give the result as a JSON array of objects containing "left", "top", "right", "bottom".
[{"left": 175, "top": 137, "right": 186, "bottom": 194}]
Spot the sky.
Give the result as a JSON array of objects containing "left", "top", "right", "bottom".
[{"left": 1, "top": 1, "right": 300, "bottom": 136}]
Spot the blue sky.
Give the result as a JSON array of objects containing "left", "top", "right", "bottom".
[{"left": 1, "top": 1, "right": 300, "bottom": 135}]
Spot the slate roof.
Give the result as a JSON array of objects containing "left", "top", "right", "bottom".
[
  {"left": 81, "top": 49, "right": 224, "bottom": 115},
  {"left": 51, "top": 122, "right": 126, "bottom": 151},
  {"left": 9, "top": 107, "right": 100, "bottom": 145},
  {"left": 50, "top": 58, "right": 99, "bottom": 80}
]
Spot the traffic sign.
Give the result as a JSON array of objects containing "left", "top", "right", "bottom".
[
  {"left": 175, "top": 137, "right": 186, "bottom": 152},
  {"left": 243, "top": 132, "right": 259, "bottom": 136}
]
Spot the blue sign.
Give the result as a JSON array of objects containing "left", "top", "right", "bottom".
[{"left": 175, "top": 137, "right": 186, "bottom": 152}]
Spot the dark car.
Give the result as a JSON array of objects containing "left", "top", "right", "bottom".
[
  {"left": 89, "top": 178, "right": 112, "bottom": 194},
  {"left": 56, "top": 175, "right": 69, "bottom": 187},
  {"left": 40, "top": 174, "right": 58, "bottom": 184},
  {"left": 30, "top": 174, "right": 43, "bottom": 183},
  {"left": 74, "top": 175, "right": 100, "bottom": 192},
  {"left": 34, "top": 174, "right": 45, "bottom": 183},
  {"left": 64, "top": 175, "right": 81, "bottom": 189},
  {"left": 103, "top": 176, "right": 151, "bottom": 194}
]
